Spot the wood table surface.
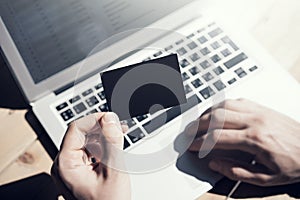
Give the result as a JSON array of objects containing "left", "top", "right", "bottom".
[{"left": 0, "top": 0, "right": 299, "bottom": 199}]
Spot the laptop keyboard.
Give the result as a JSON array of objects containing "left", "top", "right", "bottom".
[{"left": 54, "top": 22, "right": 260, "bottom": 150}]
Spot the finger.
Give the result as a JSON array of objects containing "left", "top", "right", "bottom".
[
  {"left": 189, "top": 129, "right": 257, "bottom": 154},
  {"left": 100, "top": 112, "right": 124, "bottom": 149},
  {"left": 184, "top": 120, "right": 201, "bottom": 137},
  {"left": 214, "top": 99, "right": 261, "bottom": 113},
  {"left": 61, "top": 113, "right": 105, "bottom": 151},
  {"left": 209, "top": 159, "right": 274, "bottom": 186},
  {"left": 186, "top": 109, "right": 248, "bottom": 136}
]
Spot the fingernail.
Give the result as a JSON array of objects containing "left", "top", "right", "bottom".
[
  {"left": 120, "top": 120, "right": 128, "bottom": 125},
  {"left": 185, "top": 121, "right": 198, "bottom": 136},
  {"left": 103, "top": 112, "right": 119, "bottom": 124},
  {"left": 209, "top": 160, "right": 220, "bottom": 171}
]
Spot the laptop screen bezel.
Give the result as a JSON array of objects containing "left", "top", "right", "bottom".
[{"left": 0, "top": 1, "right": 200, "bottom": 103}]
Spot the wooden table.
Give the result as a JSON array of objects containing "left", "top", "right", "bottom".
[{"left": 0, "top": 0, "right": 299, "bottom": 199}]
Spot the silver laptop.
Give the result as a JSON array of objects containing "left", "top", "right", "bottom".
[{"left": 1, "top": 0, "right": 300, "bottom": 199}]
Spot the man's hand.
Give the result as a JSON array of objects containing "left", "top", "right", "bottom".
[
  {"left": 187, "top": 99, "right": 300, "bottom": 186},
  {"left": 51, "top": 112, "right": 130, "bottom": 200}
]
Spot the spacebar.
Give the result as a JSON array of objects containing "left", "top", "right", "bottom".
[{"left": 143, "top": 95, "right": 201, "bottom": 133}]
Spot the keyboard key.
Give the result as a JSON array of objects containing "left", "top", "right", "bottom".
[
  {"left": 191, "top": 78, "right": 203, "bottom": 88},
  {"left": 197, "top": 28, "right": 205, "bottom": 33},
  {"left": 200, "top": 47, "right": 211, "bottom": 56},
  {"left": 73, "top": 103, "right": 87, "bottom": 114},
  {"left": 60, "top": 109, "right": 74, "bottom": 121},
  {"left": 211, "top": 54, "right": 221, "bottom": 63},
  {"left": 235, "top": 67, "right": 247, "bottom": 78},
  {"left": 211, "top": 41, "right": 221, "bottom": 50},
  {"left": 82, "top": 89, "right": 93, "bottom": 97},
  {"left": 213, "top": 66, "right": 224, "bottom": 75},
  {"left": 165, "top": 106, "right": 182, "bottom": 122},
  {"left": 228, "top": 78, "right": 237, "bottom": 85},
  {"left": 190, "top": 53, "right": 200, "bottom": 62},
  {"left": 95, "top": 83, "right": 103, "bottom": 90},
  {"left": 143, "top": 107, "right": 180, "bottom": 134},
  {"left": 86, "top": 96, "right": 99, "bottom": 107},
  {"left": 200, "top": 60, "right": 211, "bottom": 69},
  {"left": 249, "top": 66, "right": 258, "bottom": 72},
  {"left": 127, "top": 128, "right": 145, "bottom": 143},
  {"left": 221, "top": 48, "right": 231, "bottom": 57},
  {"left": 184, "top": 85, "right": 192, "bottom": 94},
  {"left": 213, "top": 80, "right": 226, "bottom": 91},
  {"left": 123, "top": 137, "right": 130, "bottom": 150},
  {"left": 224, "top": 53, "right": 248, "bottom": 69},
  {"left": 179, "top": 94, "right": 202, "bottom": 113},
  {"left": 208, "top": 22, "right": 216, "bottom": 27},
  {"left": 221, "top": 36, "right": 239, "bottom": 51},
  {"left": 202, "top": 72, "right": 214, "bottom": 82},
  {"left": 187, "top": 33, "right": 195, "bottom": 39},
  {"left": 86, "top": 109, "right": 98, "bottom": 115},
  {"left": 136, "top": 114, "right": 148, "bottom": 122},
  {"left": 99, "top": 103, "right": 109, "bottom": 112},
  {"left": 177, "top": 47, "right": 187, "bottom": 56},
  {"left": 175, "top": 39, "right": 184, "bottom": 45},
  {"left": 179, "top": 59, "right": 190, "bottom": 68},
  {"left": 200, "top": 86, "right": 215, "bottom": 99},
  {"left": 187, "top": 41, "right": 197, "bottom": 50},
  {"left": 143, "top": 57, "right": 151, "bottom": 62},
  {"left": 143, "top": 95, "right": 201, "bottom": 133},
  {"left": 189, "top": 66, "right": 200, "bottom": 75},
  {"left": 198, "top": 36, "right": 208, "bottom": 44},
  {"left": 122, "top": 118, "right": 136, "bottom": 128},
  {"left": 229, "top": 41, "right": 239, "bottom": 51},
  {"left": 69, "top": 95, "right": 81, "bottom": 104},
  {"left": 56, "top": 102, "right": 68, "bottom": 111},
  {"left": 153, "top": 51, "right": 162, "bottom": 57},
  {"left": 208, "top": 28, "right": 223, "bottom": 38},
  {"left": 97, "top": 91, "right": 106, "bottom": 100},
  {"left": 221, "top": 36, "right": 230, "bottom": 43},
  {"left": 165, "top": 45, "right": 173, "bottom": 51},
  {"left": 181, "top": 72, "right": 190, "bottom": 81}
]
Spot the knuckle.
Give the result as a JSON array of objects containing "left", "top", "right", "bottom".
[
  {"left": 245, "top": 127, "right": 263, "bottom": 143},
  {"left": 222, "top": 100, "right": 233, "bottom": 109},
  {"left": 211, "top": 129, "right": 222, "bottom": 142},
  {"left": 211, "top": 109, "right": 225, "bottom": 123},
  {"left": 249, "top": 113, "right": 265, "bottom": 126}
]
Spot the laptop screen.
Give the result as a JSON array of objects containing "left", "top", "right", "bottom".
[{"left": 0, "top": 0, "right": 193, "bottom": 84}]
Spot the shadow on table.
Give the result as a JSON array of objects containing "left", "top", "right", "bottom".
[
  {"left": 0, "top": 173, "right": 59, "bottom": 200},
  {"left": 210, "top": 177, "right": 300, "bottom": 198},
  {"left": 25, "top": 110, "right": 58, "bottom": 160},
  {"left": 0, "top": 52, "right": 58, "bottom": 160},
  {"left": 0, "top": 50, "right": 28, "bottom": 109}
]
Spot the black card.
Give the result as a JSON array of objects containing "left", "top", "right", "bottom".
[{"left": 100, "top": 54, "right": 186, "bottom": 120}]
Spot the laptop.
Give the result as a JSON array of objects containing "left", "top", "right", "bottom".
[{"left": 1, "top": 0, "right": 300, "bottom": 199}]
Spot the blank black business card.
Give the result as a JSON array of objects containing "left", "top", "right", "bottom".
[{"left": 100, "top": 54, "right": 186, "bottom": 120}]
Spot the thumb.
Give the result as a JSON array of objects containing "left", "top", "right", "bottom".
[{"left": 100, "top": 112, "right": 124, "bottom": 149}]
